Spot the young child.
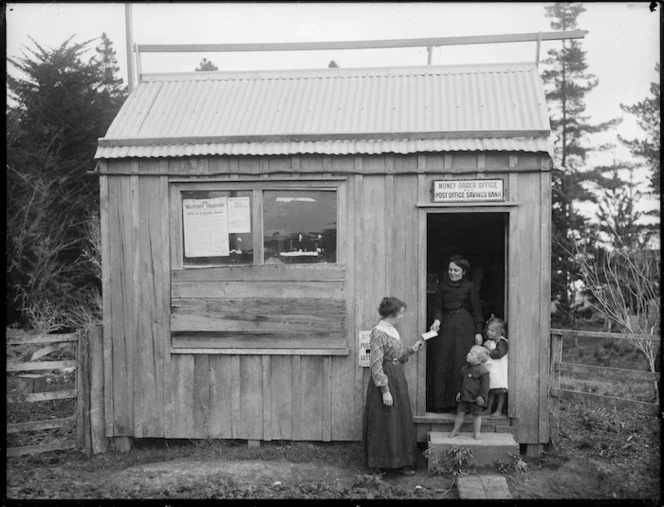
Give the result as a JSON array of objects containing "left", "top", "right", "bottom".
[
  {"left": 482, "top": 316, "right": 508, "bottom": 417},
  {"left": 448, "top": 345, "right": 490, "bottom": 440}
]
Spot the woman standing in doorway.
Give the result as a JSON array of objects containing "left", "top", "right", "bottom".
[
  {"left": 429, "top": 255, "right": 484, "bottom": 411},
  {"left": 363, "top": 297, "right": 424, "bottom": 475}
]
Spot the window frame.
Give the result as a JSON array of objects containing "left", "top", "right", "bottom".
[{"left": 170, "top": 179, "right": 345, "bottom": 270}]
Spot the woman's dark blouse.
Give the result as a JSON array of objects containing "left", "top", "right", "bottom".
[{"left": 433, "top": 278, "right": 484, "bottom": 334}]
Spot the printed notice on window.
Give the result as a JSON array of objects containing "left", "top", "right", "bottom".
[
  {"left": 183, "top": 197, "right": 229, "bottom": 257},
  {"left": 228, "top": 197, "right": 251, "bottom": 233}
]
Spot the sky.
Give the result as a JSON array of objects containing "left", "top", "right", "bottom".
[{"left": 6, "top": 2, "right": 661, "bottom": 218}]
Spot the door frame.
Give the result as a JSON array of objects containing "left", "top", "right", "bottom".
[{"left": 416, "top": 204, "right": 517, "bottom": 416}]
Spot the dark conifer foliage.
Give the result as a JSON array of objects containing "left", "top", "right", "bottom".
[
  {"left": 619, "top": 63, "right": 661, "bottom": 198},
  {"left": 7, "top": 35, "right": 126, "bottom": 327},
  {"left": 540, "top": 2, "right": 619, "bottom": 324},
  {"left": 195, "top": 58, "right": 219, "bottom": 71}
]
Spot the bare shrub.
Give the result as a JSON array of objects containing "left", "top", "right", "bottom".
[{"left": 575, "top": 235, "right": 660, "bottom": 396}]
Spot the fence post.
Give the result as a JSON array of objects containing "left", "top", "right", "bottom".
[
  {"left": 77, "top": 329, "right": 92, "bottom": 456},
  {"left": 89, "top": 324, "right": 109, "bottom": 454},
  {"left": 549, "top": 331, "right": 563, "bottom": 447}
]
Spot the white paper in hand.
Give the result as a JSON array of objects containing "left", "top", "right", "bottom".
[{"left": 422, "top": 330, "right": 438, "bottom": 340}]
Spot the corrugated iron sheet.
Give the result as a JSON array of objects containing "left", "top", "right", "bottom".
[
  {"left": 94, "top": 137, "right": 554, "bottom": 159},
  {"left": 97, "top": 62, "right": 552, "bottom": 158}
]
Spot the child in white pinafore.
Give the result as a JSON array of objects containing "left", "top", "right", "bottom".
[{"left": 482, "top": 316, "right": 508, "bottom": 417}]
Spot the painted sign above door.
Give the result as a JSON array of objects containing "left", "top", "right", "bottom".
[{"left": 433, "top": 179, "right": 504, "bottom": 203}]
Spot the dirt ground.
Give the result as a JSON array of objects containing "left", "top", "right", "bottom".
[
  {"left": 5, "top": 437, "right": 660, "bottom": 501},
  {"left": 6, "top": 377, "right": 661, "bottom": 501}
]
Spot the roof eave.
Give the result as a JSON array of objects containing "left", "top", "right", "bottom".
[{"left": 98, "top": 130, "right": 551, "bottom": 148}]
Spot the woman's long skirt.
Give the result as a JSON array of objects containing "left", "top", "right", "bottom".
[
  {"left": 428, "top": 308, "right": 476, "bottom": 410},
  {"left": 362, "top": 362, "right": 418, "bottom": 469}
]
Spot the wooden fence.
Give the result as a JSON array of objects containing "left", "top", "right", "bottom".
[
  {"left": 6, "top": 327, "right": 106, "bottom": 457},
  {"left": 549, "top": 328, "right": 661, "bottom": 445}
]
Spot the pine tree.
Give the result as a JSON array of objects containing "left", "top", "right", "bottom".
[
  {"left": 93, "top": 32, "right": 127, "bottom": 137},
  {"left": 591, "top": 158, "right": 651, "bottom": 249},
  {"left": 619, "top": 63, "right": 661, "bottom": 198},
  {"left": 94, "top": 32, "right": 125, "bottom": 97},
  {"left": 7, "top": 35, "right": 126, "bottom": 327},
  {"left": 196, "top": 58, "right": 218, "bottom": 71},
  {"left": 540, "top": 2, "right": 619, "bottom": 324}
]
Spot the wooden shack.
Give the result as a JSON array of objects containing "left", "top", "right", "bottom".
[{"left": 95, "top": 60, "right": 553, "bottom": 454}]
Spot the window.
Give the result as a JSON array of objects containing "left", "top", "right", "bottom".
[
  {"left": 174, "top": 182, "right": 340, "bottom": 268},
  {"left": 263, "top": 190, "right": 337, "bottom": 264},
  {"left": 181, "top": 190, "right": 253, "bottom": 265}
]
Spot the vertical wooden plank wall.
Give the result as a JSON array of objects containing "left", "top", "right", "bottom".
[
  {"left": 102, "top": 153, "right": 551, "bottom": 443},
  {"left": 330, "top": 173, "right": 357, "bottom": 440},
  {"left": 355, "top": 173, "right": 387, "bottom": 439},
  {"left": 538, "top": 170, "right": 552, "bottom": 443},
  {"left": 99, "top": 171, "right": 113, "bottom": 436},
  {"left": 104, "top": 168, "right": 169, "bottom": 438},
  {"left": 134, "top": 175, "right": 168, "bottom": 437},
  {"left": 388, "top": 175, "right": 421, "bottom": 412},
  {"left": 511, "top": 171, "right": 544, "bottom": 444},
  {"left": 106, "top": 173, "right": 135, "bottom": 435}
]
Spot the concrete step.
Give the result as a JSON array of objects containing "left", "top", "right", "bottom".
[
  {"left": 457, "top": 474, "right": 512, "bottom": 499},
  {"left": 414, "top": 412, "right": 510, "bottom": 424},
  {"left": 427, "top": 431, "right": 519, "bottom": 469},
  {"left": 415, "top": 413, "right": 517, "bottom": 441}
]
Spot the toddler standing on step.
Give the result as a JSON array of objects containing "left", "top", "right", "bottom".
[
  {"left": 482, "top": 316, "right": 508, "bottom": 417},
  {"left": 448, "top": 345, "right": 490, "bottom": 440}
]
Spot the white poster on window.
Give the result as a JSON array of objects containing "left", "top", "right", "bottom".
[
  {"left": 359, "top": 330, "right": 371, "bottom": 367},
  {"left": 182, "top": 197, "right": 229, "bottom": 257},
  {"left": 228, "top": 197, "right": 251, "bottom": 233}
]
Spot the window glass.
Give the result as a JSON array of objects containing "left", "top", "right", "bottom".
[
  {"left": 263, "top": 190, "right": 337, "bottom": 264},
  {"left": 181, "top": 190, "right": 253, "bottom": 265}
]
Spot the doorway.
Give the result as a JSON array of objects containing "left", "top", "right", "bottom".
[{"left": 425, "top": 212, "right": 508, "bottom": 412}]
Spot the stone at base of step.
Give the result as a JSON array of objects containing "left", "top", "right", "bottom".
[
  {"left": 457, "top": 474, "right": 512, "bottom": 499},
  {"left": 428, "top": 431, "right": 519, "bottom": 468}
]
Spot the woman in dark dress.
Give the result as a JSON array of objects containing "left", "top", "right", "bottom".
[
  {"left": 362, "top": 297, "right": 424, "bottom": 475},
  {"left": 429, "top": 255, "right": 484, "bottom": 411}
]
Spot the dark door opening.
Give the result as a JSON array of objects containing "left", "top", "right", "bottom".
[{"left": 425, "top": 212, "right": 507, "bottom": 412}]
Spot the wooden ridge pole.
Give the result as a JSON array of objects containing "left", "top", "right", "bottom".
[{"left": 136, "top": 30, "right": 587, "bottom": 54}]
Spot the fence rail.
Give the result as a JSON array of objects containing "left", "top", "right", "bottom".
[
  {"left": 6, "top": 332, "right": 89, "bottom": 457},
  {"left": 549, "top": 328, "right": 661, "bottom": 445}
]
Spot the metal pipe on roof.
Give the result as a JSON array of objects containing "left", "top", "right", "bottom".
[{"left": 125, "top": 3, "right": 135, "bottom": 92}]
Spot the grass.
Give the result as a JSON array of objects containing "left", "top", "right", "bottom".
[
  {"left": 548, "top": 333, "right": 660, "bottom": 499},
  {"left": 559, "top": 332, "right": 659, "bottom": 403},
  {"left": 553, "top": 398, "right": 660, "bottom": 498}
]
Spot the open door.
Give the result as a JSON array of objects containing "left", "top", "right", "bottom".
[{"left": 425, "top": 212, "right": 508, "bottom": 412}]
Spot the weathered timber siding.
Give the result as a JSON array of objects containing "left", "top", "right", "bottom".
[
  {"left": 170, "top": 265, "right": 347, "bottom": 351},
  {"left": 101, "top": 152, "right": 551, "bottom": 443},
  {"left": 102, "top": 168, "right": 171, "bottom": 437},
  {"left": 507, "top": 170, "right": 550, "bottom": 444}
]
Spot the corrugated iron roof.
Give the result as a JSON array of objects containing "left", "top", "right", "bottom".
[
  {"left": 95, "top": 137, "right": 553, "bottom": 158},
  {"left": 96, "top": 62, "right": 552, "bottom": 158}
]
